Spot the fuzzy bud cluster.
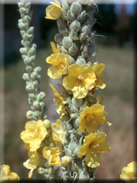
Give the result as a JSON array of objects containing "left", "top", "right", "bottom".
[
  {"left": 55, "top": 0, "right": 97, "bottom": 64},
  {"left": 18, "top": 1, "right": 47, "bottom": 121}
]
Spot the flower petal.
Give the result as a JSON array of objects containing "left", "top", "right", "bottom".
[
  {"left": 72, "top": 84, "right": 88, "bottom": 99},
  {"left": 50, "top": 42, "right": 60, "bottom": 54},
  {"left": 85, "top": 151, "right": 101, "bottom": 168},
  {"left": 48, "top": 66, "right": 62, "bottom": 79},
  {"left": 63, "top": 75, "right": 77, "bottom": 90},
  {"left": 92, "top": 63, "right": 105, "bottom": 74},
  {"left": 25, "top": 121, "right": 36, "bottom": 130}
]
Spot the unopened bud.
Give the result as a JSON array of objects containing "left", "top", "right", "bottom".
[
  {"left": 43, "top": 119, "right": 51, "bottom": 128},
  {"left": 62, "top": 156, "right": 71, "bottom": 166}
]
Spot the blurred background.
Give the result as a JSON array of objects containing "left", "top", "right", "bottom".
[{"left": 0, "top": 0, "right": 136, "bottom": 180}]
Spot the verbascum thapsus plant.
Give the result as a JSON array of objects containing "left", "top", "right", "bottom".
[
  {"left": 0, "top": 0, "right": 116, "bottom": 182},
  {"left": 44, "top": 0, "right": 112, "bottom": 181}
]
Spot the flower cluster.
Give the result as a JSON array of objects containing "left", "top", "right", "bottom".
[
  {"left": 46, "top": 43, "right": 106, "bottom": 99},
  {"left": 20, "top": 119, "right": 64, "bottom": 178},
  {"left": 0, "top": 164, "right": 20, "bottom": 182},
  {"left": 45, "top": 0, "right": 111, "bottom": 174}
]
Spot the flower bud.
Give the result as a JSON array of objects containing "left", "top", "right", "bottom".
[
  {"left": 43, "top": 119, "right": 51, "bottom": 128},
  {"left": 26, "top": 66, "right": 33, "bottom": 73},
  {"left": 33, "top": 101, "right": 39, "bottom": 109},
  {"left": 26, "top": 85, "right": 34, "bottom": 92},
  {"left": 34, "top": 66, "right": 41, "bottom": 73},
  {"left": 57, "top": 18, "right": 69, "bottom": 36},
  {"left": 70, "top": 2, "right": 82, "bottom": 17},
  {"left": 27, "top": 27, "right": 34, "bottom": 34},
  {"left": 37, "top": 92, "right": 46, "bottom": 101},
  {"left": 38, "top": 167, "right": 49, "bottom": 175},
  {"left": 87, "top": 52, "right": 96, "bottom": 61},
  {"left": 22, "top": 15, "right": 31, "bottom": 24},
  {"left": 30, "top": 72, "right": 38, "bottom": 80},
  {"left": 69, "top": 43, "right": 78, "bottom": 56},
  {"left": 19, "top": 47, "right": 27, "bottom": 55},
  {"left": 24, "top": 58, "right": 32, "bottom": 65},
  {"left": 67, "top": 10, "right": 75, "bottom": 21},
  {"left": 69, "top": 105, "right": 78, "bottom": 113},
  {"left": 28, "top": 93, "right": 35, "bottom": 100},
  {"left": 62, "top": 156, "right": 71, "bottom": 166},
  {"left": 22, "top": 73, "right": 30, "bottom": 81},
  {"left": 63, "top": 36, "right": 72, "bottom": 49},
  {"left": 60, "top": 46, "right": 68, "bottom": 54},
  {"left": 29, "top": 47, "right": 36, "bottom": 56},
  {"left": 69, "top": 20, "right": 81, "bottom": 33},
  {"left": 22, "top": 33, "right": 28, "bottom": 41},
  {"left": 54, "top": 33, "right": 63, "bottom": 45},
  {"left": 33, "top": 80, "right": 39, "bottom": 88},
  {"left": 20, "top": 7, "right": 29, "bottom": 14},
  {"left": 26, "top": 110, "right": 37, "bottom": 120},
  {"left": 82, "top": 25, "right": 91, "bottom": 35},
  {"left": 75, "top": 56, "right": 86, "bottom": 65},
  {"left": 68, "top": 55, "right": 75, "bottom": 64},
  {"left": 25, "top": 2, "right": 31, "bottom": 10},
  {"left": 79, "top": 32, "right": 87, "bottom": 42},
  {"left": 43, "top": 114, "right": 48, "bottom": 119},
  {"left": 82, "top": 45, "right": 88, "bottom": 58},
  {"left": 77, "top": 10, "right": 86, "bottom": 22},
  {"left": 17, "top": 2, "right": 23, "bottom": 8},
  {"left": 30, "top": 55, "right": 36, "bottom": 62},
  {"left": 72, "top": 97, "right": 83, "bottom": 108},
  {"left": 20, "top": 30, "right": 25, "bottom": 37},
  {"left": 24, "top": 41, "right": 31, "bottom": 48},
  {"left": 62, "top": 1, "right": 69, "bottom": 11},
  {"left": 70, "top": 113, "right": 78, "bottom": 119},
  {"left": 73, "top": 116, "right": 80, "bottom": 129},
  {"left": 21, "top": 40, "right": 25, "bottom": 47},
  {"left": 40, "top": 101, "right": 45, "bottom": 110}
]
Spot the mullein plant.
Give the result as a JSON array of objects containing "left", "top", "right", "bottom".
[
  {"left": 43, "top": 0, "right": 112, "bottom": 181},
  {"left": 1, "top": 0, "right": 113, "bottom": 182}
]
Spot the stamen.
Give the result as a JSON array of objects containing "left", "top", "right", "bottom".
[
  {"left": 77, "top": 75, "right": 84, "bottom": 80},
  {"left": 53, "top": 97, "right": 61, "bottom": 105}
]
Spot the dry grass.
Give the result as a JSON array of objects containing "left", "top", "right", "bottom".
[{"left": 2, "top": 43, "right": 135, "bottom": 180}]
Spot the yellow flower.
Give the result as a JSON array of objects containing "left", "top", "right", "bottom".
[
  {"left": 20, "top": 120, "right": 48, "bottom": 152},
  {"left": 43, "top": 146, "right": 62, "bottom": 166},
  {"left": 77, "top": 132, "right": 110, "bottom": 168},
  {"left": 78, "top": 104, "right": 108, "bottom": 133},
  {"left": 0, "top": 164, "right": 19, "bottom": 182},
  {"left": 92, "top": 63, "right": 106, "bottom": 89},
  {"left": 50, "top": 83, "right": 67, "bottom": 118},
  {"left": 23, "top": 151, "right": 40, "bottom": 178},
  {"left": 120, "top": 161, "right": 137, "bottom": 182},
  {"left": 46, "top": 42, "right": 70, "bottom": 79},
  {"left": 52, "top": 119, "right": 64, "bottom": 145},
  {"left": 62, "top": 64, "right": 96, "bottom": 99},
  {"left": 45, "top": 0, "right": 62, "bottom": 20}
]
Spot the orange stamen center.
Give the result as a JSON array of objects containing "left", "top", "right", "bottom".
[
  {"left": 56, "top": 63, "right": 65, "bottom": 70},
  {"left": 53, "top": 96, "right": 61, "bottom": 105},
  {"left": 77, "top": 75, "right": 84, "bottom": 80},
  {"left": 33, "top": 130, "right": 38, "bottom": 137},
  {"left": 95, "top": 73, "right": 99, "bottom": 83},
  {"left": 89, "top": 143, "right": 99, "bottom": 153},
  {"left": 86, "top": 114, "right": 94, "bottom": 121},
  {"left": 51, "top": 155, "right": 57, "bottom": 163}
]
